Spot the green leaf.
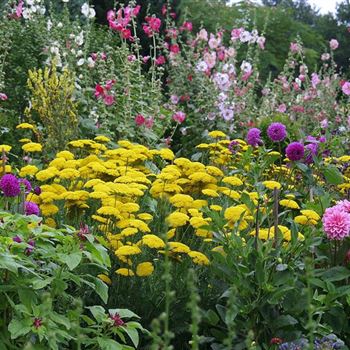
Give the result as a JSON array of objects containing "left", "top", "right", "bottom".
[
  {"left": 272, "top": 315, "right": 298, "bottom": 329},
  {"left": 87, "top": 306, "right": 106, "bottom": 323},
  {"left": 318, "top": 267, "right": 350, "bottom": 282},
  {"left": 0, "top": 254, "right": 20, "bottom": 274},
  {"left": 323, "top": 165, "right": 343, "bottom": 185},
  {"left": 123, "top": 326, "right": 139, "bottom": 347},
  {"left": 109, "top": 309, "right": 139, "bottom": 319},
  {"left": 58, "top": 252, "right": 82, "bottom": 271},
  {"left": 32, "top": 277, "right": 54, "bottom": 290},
  {"left": 8, "top": 319, "right": 31, "bottom": 339},
  {"left": 97, "top": 338, "right": 123, "bottom": 350},
  {"left": 93, "top": 277, "right": 109, "bottom": 304},
  {"left": 50, "top": 312, "right": 71, "bottom": 330}
]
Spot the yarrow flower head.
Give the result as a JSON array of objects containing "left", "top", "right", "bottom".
[
  {"left": 0, "top": 174, "right": 21, "bottom": 197},
  {"left": 246, "top": 128, "right": 262, "bottom": 147},
  {"left": 285, "top": 142, "right": 304, "bottom": 161},
  {"left": 267, "top": 122, "right": 287, "bottom": 142}
]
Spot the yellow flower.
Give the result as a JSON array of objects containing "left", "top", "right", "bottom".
[
  {"left": 222, "top": 176, "right": 243, "bottom": 186},
  {"left": 19, "top": 165, "right": 39, "bottom": 177},
  {"left": 188, "top": 251, "right": 210, "bottom": 265},
  {"left": 19, "top": 138, "right": 32, "bottom": 143},
  {"left": 208, "top": 130, "right": 227, "bottom": 139},
  {"left": 44, "top": 218, "right": 56, "bottom": 228},
  {"left": 262, "top": 181, "right": 281, "bottom": 190},
  {"left": 116, "top": 268, "right": 134, "bottom": 276},
  {"left": 22, "top": 142, "right": 42, "bottom": 153},
  {"left": 115, "top": 245, "right": 141, "bottom": 256},
  {"left": 279, "top": 199, "right": 300, "bottom": 209},
  {"left": 138, "top": 213, "right": 153, "bottom": 221},
  {"left": 36, "top": 167, "right": 59, "bottom": 181},
  {"left": 158, "top": 148, "right": 175, "bottom": 161},
  {"left": 136, "top": 262, "right": 154, "bottom": 277},
  {"left": 168, "top": 242, "right": 190, "bottom": 253},
  {"left": 0, "top": 145, "right": 11, "bottom": 153},
  {"left": 16, "top": 123, "right": 35, "bottom": 130},
  {"left": 202, "top": 189, "right": 219, "bottom": 197},
  {"left": 300, "top": 210, "right": 320, "bottom": 221},
  {"left": 210, "top": 205, "right": 222, "bottom": 211},
  {"left": 169, "top": 194, "right": 194, "bottom": 208},
  {"left": 97, "top": 206, "right": 120, "bottom": 218},
  {"left": 40, "top": 203, "right": 59, "bottom": 216},
  {"left": 140, "top": 234, "right": 165, "bottom": 249},
  {"left": 166, "top": 212, "right": 189, "bottom": 228},
  {"left": 56, "top": 150, "right": 75, "bottom": 160},
  {"left": 94, "top": 135, "right": 111, "bottom": 143},
  {"left": 98, "top": 274, "right": 112, "bottom": 285}
]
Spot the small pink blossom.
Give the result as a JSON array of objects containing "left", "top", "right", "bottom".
[
  {"left": 342, "top": 81, "right": 350, "bottom": 95},
  {"left": 257, "top": 36, "right": 266, "bottom": 49},
  {"left": 170, "top": 95, "right": 179, "bottom": 104},
  {"left": 231, "top": 28, "right": 244, "bottom": 41},
  {"left": 0, "top": 93, "right": 8, "bottom": 101},
  {"left": 127, "top": 55, "right": 136, "bottom": 62},
  {"left": 197, "top": 29, "right": 208, "bottom": 41},
  {"left": 320, "top": 119, "right": 328, "bottom": 128},
  {"left": 105, "top": 79, "right": 116, "bottom": 90},
  {"left": 329, "top": 39, "right": 339, "bottom": 50},
  {"left": 155, "top": 55, "right": 166, "bottom": 65},
  {"left": 103, "top": 95, "right": 115, "bottom": 106},
  {"left": 172, "top": 111, "right": 186, "bottom": 123},
  {"left": 135, "top": 114, "right": 145, "bottom": 126},
  {"left": 15, "top": 0, "right": 23, "bottom": 18},
  {"left": 145, "top": 117, "right": 154, "bottom": 129},
  {"left": 94, "top": 84, "right": 104, "bottom": 99},
  {"left": 290, "top": 42, "right": 301, "bottom": 53},
  {"left": 277, "top": 104, "right": 287, "bottom": 113},
  {"left": 170, "top": 44, "right": 180, "bottom": 54},
  {"left": 142, "top": 56, "right": 150, "bottom": 63},
  {"left": 180, "top": 21, "right": 193, "bottom": 32},
  {"left": 311, "top": 73, "right": 320, "bottom": 88}
]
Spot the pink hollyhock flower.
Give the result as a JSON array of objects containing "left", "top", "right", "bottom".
[
  {"left": 0, "top": 93, "right": 8, "bottom": 101},
  {"left": 277, "top": 104, "right": 287, "bottom": 113},
  {"left": 172, "top": 111, "right": 186, "bottom": 123},
  {"left": 197, "top": 29, "right": 208, "bottom": 41},
  {"left": 135, "top": 114, "right": 145, "bottom": 126},
  {"left": 161, "top": 5, "right": 167, "bottom": 15},
  {"left": 170, "top": 44, "right": 180, "bottom": 54},
  {"left": 132, "top": 5, "right": 141, "bottom": 16},
  {"left": 329, "top": 39, "right": 339, "bottom": 50},
  {"left": 107, "top": 10, "right": 116, "bottom": 22},
  {"left": 103, "top": 95, "right": 115, "bottom": 106},
  {"left": 145, "top": 17, "right": 161, "bottom": 32},
  {"left": 100, "top": 52, "right": 107, "bottom": 60},
  {"left": 231, "top": 28, "right": 244, "bottom": 41},
  {"left": 204, "top": 51, "right": 216, "bottom": 69},
  {"left": 170, "top": 95, "right": 179, "bottom": 104},
  {"left": 109, "top": 21, "right": 122, "bottom": 31},
  {"left": 311, "top": 73, "right": 320, "bottom": 88},
  {"left": 155, "top": 55, "right": 166, "bottom": 65},
  {"left": 257, "top": 36, "right": 266, "bottom": 49},
  {"left": 121, "top": 28, "right": 132, "bottom": 40},
  {"left": 290, "top": 42, "right": 301, "bottom": 53},
  {"left": 94, "top": 84, "right": 104, "bottom": 99},
  {"left": 322, "top": 206, "right": 350, "bottom": 240},
  {"left": 91, "top": 53, "right": 98, "bottom": 61},
  {"left": 208, "top": 34, "right": 220, "bottom": 49},
  {"left": 15, "top": 0, "right": 23, "bottom": 18},
  {"left": 342, "top": 81, "right": 350, "bottom": 95},
  {"left": 145, "top": 117, "right": 154, "bottom": 129},
  {"left": 180, "top": 21, "right": 193, "bottom": 32},
  {"left": 105, "top": 79, "right": 116, "bottom": 90},
  {"left": 127, "top": 55, "right": 136, "bottom": 62},
  {"left": 320, "top": 119, "right": 328, "bottom": 128},
  {"left": 142, "top": 56, "right": 150, "bottom": 63}
]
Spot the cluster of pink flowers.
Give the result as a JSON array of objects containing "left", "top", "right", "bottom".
[
  {"left": 134, "top": 114, "right": 154, "bottom": 128},
  {"left": 322, "top": 200, "right": 350, "bottom": 240},
  {"left": 94, "top": 80, "right": 116, "bottom": 106},
  {"left": 143, "top": 16, "right": 162, "bottom": 37},
  {"left": 107, "top": 5, "right": 140, "bottom": 40}
]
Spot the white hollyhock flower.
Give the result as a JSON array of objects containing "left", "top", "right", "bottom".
[{"left": 81, "top": 3, "right": 90, "bottom": 17}]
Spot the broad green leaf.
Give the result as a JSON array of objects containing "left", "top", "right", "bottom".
[
  {"left": 123, "top": 326, "right": 139, "bottom": 347},
  {"left": 323, "top": 165, "right": 343, "bottom": 185},
  {"left": 58, "top": 252, "right": 82, "bottom": 271},
  {"left": 8, "top": 319, "right": 31, "bottom": 339},
  {"left": 272, "top": 315, "right": 298, "bottom": 329},
  {"left": 97, "top": 337, "right": 123, "bottom": 350},
  {"left": 319, "top": 267, "right": 350, "bottom": 282},
  {"left": 87, "top": 305, "right": 106, "bottom": 323},
  {"left": 32, "top": 277, "right": 54, "bottom": 290},
  {"left": 109, "top": 309, "right": 139, "bottom": 319}
]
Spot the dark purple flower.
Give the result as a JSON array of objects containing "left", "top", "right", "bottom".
[
  {"left": 267, "top": 122, "right": 287, "bottom": 142},
  {"left": 33, "top": 318, "right": 42, "bottom": 329},
  {"left": 228, "top": 140, "right": 239, "bottom": 154},
  {"left": 0, "top": 174, "right": 21, "bottom": 197},
  {"left": 20, "top": 179, "right": 32, "bottom": 194},
  {"left": 34, "top": 186, "right": 42, "bottom": 195},
  {"left": 304, "top": 143, "right": 318, "bottom": 164},
  {"left": 13, "top": 235, "right": 22, "bottom": 243},
  {"left": 78, "top": 223, "right": 89, "bottom": 241},
  {"left": 247, "top": 128, "right": 262, "bottom": 147},
  {"left": 25, "top": 239, "right": 35, "bottom": 255},
  {"left": 25, "top": 201, "right": 40, "bottom": 216},
  {"left": 286, "top": 142, "right": 304, "bottom": 161}
]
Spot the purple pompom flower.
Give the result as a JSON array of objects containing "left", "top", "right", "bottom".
[
  {"left": 247, "top": 128, "right": 262, "bottom": 147},
  {"left": 286, "top": 142, "right": 304, "bottom": 161},
  {"left": 20, "top": 179, "right": 32, "bottom": 194},
  {"left": 267, "top": 122, "right": 287, "bottom": 142},
  {"left": 304, "top": 143, "right": 318, "bottom": 164},
  {"left": 0, "top": 174, "right": 21, "bottom": 197},
  {"left": 25, "top": 201, "right": 40, "bottom": 216}
]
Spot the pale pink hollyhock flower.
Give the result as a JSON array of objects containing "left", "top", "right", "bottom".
[
  {"left": 145, "top": 117, "right": 154, "bottom": 128},
  {"left": 170, "top": 95, "right": 179, "bottom": 104},
  {"left": 226, "top": 47, "right": 236, "bottom": 57},
  {"left": 204, "top": 51, "right": 216, "bottom": 69},
  {"left": 180, "top": 21, "right": 193, "bottom": 31},
  {"left": 91, "top": 52, "right": 98, "bottom": 61},
  {"left": 172, "top": 111, "right": 186, "bottom": 123},
  {"left": 208, "top": 34, "right": 220, "bottom": 49},
  {"left": 231, "top": 27, "right": 244, "bottom": 41},
  {"left": 197, "top": 29, "right": 208, "bottom": 41},
  {"left": 298, "top": 74, "right": 305, "bottom": 82},
  {"left": 277, "top": 104, "right": 287, "bottom": 113},
  {"left": 257, "top": 36, "right": 266, "bottom": 49},
  {"left": 321, "top": 53, "right": 330, "bottom": 61},
  {"left": 127, "top": 55, "right": 136, "bottom": 62},
  {"left": 348, "top": 115, "right": 350, "bottom": 127},
  {"left": 135, "top": 114, "right": 145, "bottom": 126},
  {"left": 103, "top": 95, "right": 115, "bottom": 106},
  {"left": 16, "top": 0, "right": 23, "bottom": 18},
  {"left": 100, "top": 52, "right": 107, "bottom": 61},
  {"left": 311, "top": 73, "right": 320, "bottom": 88},
  {"left": 142, "top": 56, "right": 150, "bottom": 63},
  {"left": 107, "top": 10, "right": 116, "bottom": 21},
  {"left": 105, "top": 79, "right": 116, "bottom": 90},
  {"left": 342, "top": 81, "right": 350, "bottom": 95},
  {"left": 320, "top": 119, "right": 328, "bottom": 128},
  {"left": 0, "top": 93, "right": 8, "bottom": 101},
  {"left": 290, "top": 42, "right": 301, "bottom": 53},
  {"left": 329, "top": 39, "right": 339, "bottom": 50}
]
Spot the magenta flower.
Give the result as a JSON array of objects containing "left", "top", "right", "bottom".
[
  {"left": 329, "top": 39, "right": 339, "bottom": 50},
  {"left": 0, "top": 174, "right": 21, "bottom": 197},
  {"left": 135, "top": 114, "right": 145, "bottom": 126},
  {"left": 110, "top": 313, "right": 124, "bottom": 327},
  {"left": 172, "top": 111, "right": 186, "bottom": 123},
  {"left": 267, "top": 122, "right": 287, "bottom": 142},
  {"left": 342, "top": 81, "right": 350, "bottom": 95},
  {"left": 304, "top": 143, "right": 318, "bottom": 164},
  {"left": 246, "top": 128, "right": 262, "bottom": 147},
  {"left": 0, "top": 93, "right": 7, "bottom": 101},
  {"left": 20, "top": 179, "right": 32, "bottom": 194},
  {"left": 285, "top": 142, "right": 304, "bottom": 161},
  {"left": 322, "top": 207, "right": 350, "bottom": 240},
  {"left": 103, "top": 95, "right": 115, "bottom": 106},
  {"left": 25, "top": 201, "right": 40, "bottom": 216}
]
